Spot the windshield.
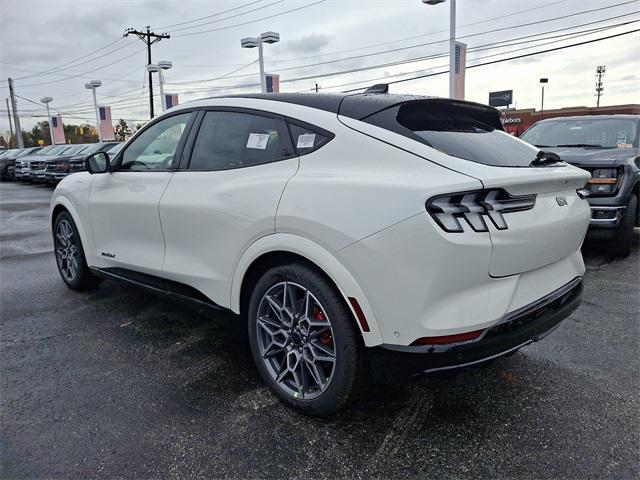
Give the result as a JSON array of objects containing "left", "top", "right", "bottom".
[
  {"left": 81, "top": 143, "right": 108, "bottom": 155},
  {"left": 107, "top": 143, "right": 124, "bottom": 154},
  {"left": 46, "top": 145, "right": 71, "bottom": 155},
  {"left": 59, "top": 145, "right": 86, "bottom": 156},
  {"left": 521, "top": 118, "right": 639, "bottom": 148}
]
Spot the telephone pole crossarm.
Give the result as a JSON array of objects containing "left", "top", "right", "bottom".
[{"left": 124, "top": 27, "right": 170, "bottom": 119}]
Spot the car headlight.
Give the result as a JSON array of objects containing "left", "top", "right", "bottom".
[{"left": 586, "top": 167, "right": 622, "bottom": 195}]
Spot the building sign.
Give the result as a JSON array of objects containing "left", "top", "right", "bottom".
[
  {"left": 489, "top": 90, "right": 513, "bottom": 107},
  {"left": 502, "top": 117, "right": 522, "bottom": 124}
]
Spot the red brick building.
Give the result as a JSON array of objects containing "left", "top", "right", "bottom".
[{"left": 501, "top": 104, "right": 640, "bottom": 137}]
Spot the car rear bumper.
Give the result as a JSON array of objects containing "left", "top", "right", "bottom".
[{"left": 367, "top": 277, "right": 583, "bottom": 382}]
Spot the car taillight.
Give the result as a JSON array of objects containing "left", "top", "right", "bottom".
[{"left": 426, "top": 189, "right": 536, "bottom": 233}]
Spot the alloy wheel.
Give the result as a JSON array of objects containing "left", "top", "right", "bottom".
[
  {"left": 55, "top": 219, "right": 79, "bottom": 281},
  {"left": 256, "top": 281, "right": 337, "bottom": 400}
]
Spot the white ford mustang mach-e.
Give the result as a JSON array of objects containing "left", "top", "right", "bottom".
[{"left": 50, "top": 91, "right": 591, "bottom": 415}]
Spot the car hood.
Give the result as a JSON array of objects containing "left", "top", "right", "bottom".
[{"left": 544, "top": 146, "right": 640, "bottom": 167}]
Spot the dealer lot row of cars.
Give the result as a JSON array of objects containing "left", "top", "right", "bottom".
[{"left": 0, "top": 142, "right": 122, "bottom": 184}]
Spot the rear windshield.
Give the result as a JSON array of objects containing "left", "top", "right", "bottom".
[
  {"left": 366, "top": 102, "right": 540, "bottom": 167},
  {"left": 521, "top": 118, "right": 639, "bottom": 148}
]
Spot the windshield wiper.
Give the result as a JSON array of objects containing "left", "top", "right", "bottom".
[
  {"left": 534, "top": 144, "right": 553, "bottom": 148},
  {"left": 556, "top": 143, "right": 605, "bottom": 148},
  {"left": 530, "top": 150, "right": 564, "bottom": 167}
]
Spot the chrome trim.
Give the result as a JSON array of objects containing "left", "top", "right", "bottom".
[
  {"left": 590, "top": 206, "right": 626, "bottom": 211},
  {"left": 422, "top": 341, "right": 532, "bottom": 373}
]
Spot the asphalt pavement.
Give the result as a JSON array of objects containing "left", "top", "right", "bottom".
[{"left": 1, "top": 181, "right": 638, "bottom": 479}]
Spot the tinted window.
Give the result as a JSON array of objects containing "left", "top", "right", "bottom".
[
  {"left": 189, "top": 111, "right": 292, "bottom": 170},
  {"left": 121, "top": 113, "right": 191, "bottom": 171},
  {"left": 366, "top": 102, "right": 540, "bottom": 167},
  {"left": 521, "top": 118, "right": 639, "bottom": 148},
  {"left": 288, "top": 122, "right": 331, "bottom": 154}
]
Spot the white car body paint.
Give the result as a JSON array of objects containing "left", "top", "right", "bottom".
[{"left": 51, "top": 95, "right": 591, "bottom": 349}]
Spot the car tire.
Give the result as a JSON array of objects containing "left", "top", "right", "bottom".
[
  {"left": 53, "top": 211, "right": 102, "bottom": 290},
  {"left": 247, "top": 262, "right": 366, "bottom": 416},
  {"left": 610, "top": 193, "right": 637, "bottom": 257}
]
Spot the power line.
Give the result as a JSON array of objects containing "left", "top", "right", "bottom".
[
  {"left": 169, "top": 0, "right": 286, "bottom": 33},
  {"left": 347, "top": 27, "right": 640, "bottom": 91},
  {"left": 173, "top": 0, "right": 328, "bottom": 37},
  {"left": 164, "top": 12, "right": 639, "bottom": 87},
  {"left": 13, "top": 37, "right": 128, "bottom": 80},
  {"left": 153, "top": 0, "right": 266, "bottom": 30}
]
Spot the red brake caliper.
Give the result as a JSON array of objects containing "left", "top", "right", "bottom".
[{"left": 314, "top": 309, "right": 333, "bottom": 346}]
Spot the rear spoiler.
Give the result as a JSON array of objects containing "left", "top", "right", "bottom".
[{"left": 345, "top": 97, "right": 504, "bottom": 131}]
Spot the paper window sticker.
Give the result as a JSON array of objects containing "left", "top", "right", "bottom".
[
  {"left": 246, "top": 133, "right": 270, "bottom": 149},
  {"left": 616, "top": 131, "right": 627, "bottom": 145},
  {"left": 297, "top": 133, "right": 316, "bottom": 149}
]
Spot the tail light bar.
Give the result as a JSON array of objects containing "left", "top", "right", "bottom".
[{"left": 426, "top": 189, "right": 536, "bottom": 233}]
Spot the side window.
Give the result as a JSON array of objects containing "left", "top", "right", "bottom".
[
  {"left": 189, "top": 111, "right": 292, "bottom": 171},
  {"left": 288, "top": 122, "right": 332, "bottom": 155},
  {"left": 120, "top": 113, "right": 191, "bottom": 171}
]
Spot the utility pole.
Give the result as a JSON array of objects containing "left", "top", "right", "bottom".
[
  {"left": 124, "top": 26, "right": 170, "bottom": 119},
  {"left": 7, "top": 78, "right": 24, "bottom": 148},
  {"left": 315, "top": 83, "right": 319, "bottom": 93},
  {"left": 5, "top": 98, "right": 14, "bottom": 146},
  {"left": 595, "top": 65, "right": 606, "bottom": 108}
]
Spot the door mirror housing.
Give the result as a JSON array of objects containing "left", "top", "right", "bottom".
[{"left": 85, "top": 152, "right": 110, "bottom": 174}]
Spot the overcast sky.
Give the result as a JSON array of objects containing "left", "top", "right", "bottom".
[{"left": 0, "top": 0, "right": 638, "bottom": 133}]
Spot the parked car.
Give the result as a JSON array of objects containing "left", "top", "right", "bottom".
[
  {"left": 45, "top": 142, "right": 119, "bottom": 184},
  {"left": 31, "top": 144, "right": 88, "bottom": 183},
  {"left": 51, "top": 92, "right": 591, "bottom": 415},
  {"left": 521, "top": 115, "right": 640, "bottom": 256},
  {"left": 16, "top": 145, "right": 71, "bottom": 181},
  {"left": 0, "top": 147, "right": 42, "bottom": 180}
]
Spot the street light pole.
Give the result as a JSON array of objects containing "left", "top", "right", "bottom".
[
  {"left": 539, "top": 78, "right": 549, "bottom": 114},
  {"left": 85, "top": 80, "right": 103, "bottom": 142},
  {"left": 241, "top": 32, "right": 280, "bottom": 94},
  {"left": 157, "top": 61, "right": 173, "bottom": 111},
  {"left": 423, "top": 0, "right": 455, "bottom": 98},
  {"left": 40, "top": 97, "right": 54, "bottom": 145},
  {"left": 448, "top": 0, "right": 456, "bottom": 99},
  {"left": 257, "top": 39, "right": 266, "bottom": 94}
]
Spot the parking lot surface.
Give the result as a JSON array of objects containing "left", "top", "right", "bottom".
[{"left": 1, "top": 182, "right": 638, "bottom": 479}]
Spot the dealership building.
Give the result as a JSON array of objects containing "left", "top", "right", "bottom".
[{"left": 501, "top": 103, "right": 640, "bottom": 136}]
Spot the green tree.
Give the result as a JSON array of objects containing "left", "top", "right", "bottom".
[{"left": 114, "top": 119, "right": 131, "bottom": 141}]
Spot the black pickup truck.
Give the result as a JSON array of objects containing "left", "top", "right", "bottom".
[{"left": 521, "top": 115, "right": 639, "bottom": 256}]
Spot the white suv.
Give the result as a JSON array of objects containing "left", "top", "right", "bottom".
[{"left": 51, "top": 92, "right": 591, "bottom": 415}]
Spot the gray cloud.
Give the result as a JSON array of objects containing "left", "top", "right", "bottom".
[{"left": 283, "top": 33, "right": 333, "bottom": 55}]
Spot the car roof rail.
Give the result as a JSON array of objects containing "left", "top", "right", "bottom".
[{"left": 363, "top": 83, "right": 389, "bottom": 94}]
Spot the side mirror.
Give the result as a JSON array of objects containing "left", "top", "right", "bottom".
[{"left": 85, "top": 152, "right": 110, "bottom": 174}]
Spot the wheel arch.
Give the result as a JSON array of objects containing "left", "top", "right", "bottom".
[
  {"left": 50, "top": 196, "right": 96, "bottom": 266},
  {"left": 231, "top": 234, "right": 384, "bottom": 346}
]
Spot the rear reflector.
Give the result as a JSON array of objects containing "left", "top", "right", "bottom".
[
  {"left": 411, "top": 329, "right": 484, "bottom": 346},
  {"left": 348, "top": 297, "right": 370, "bottom": 332}
]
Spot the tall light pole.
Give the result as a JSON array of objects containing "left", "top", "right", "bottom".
[
  {"left": 40, "top": 96, "right": 54, "bottom": 145},
  {"left": 85, "top": 80, "right": 103, "bottom": 142},
  {"left": 539, "top": 78, "right": 549, "bottom": 114},
  {"left": 151, "top": 60, "right": 173, "bottom": 111},
  {"left": 241, "top": 31, "right": 280, "bottom": 93},
  {"left": 423, "top": 0, "right": 455, "bottom": 98}
]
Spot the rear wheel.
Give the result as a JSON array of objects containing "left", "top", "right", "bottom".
[
  {"left": 53, "top": 211, "right": 102, "bottom": 290},
  {"left": 610, "top": 193, "right": 637, "bottom": 257},
  {"left": 247, "top": 263, "right": 365, "bottom": 416}
]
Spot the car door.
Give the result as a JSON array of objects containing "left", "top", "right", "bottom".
[
  {"left": 159, "top": 108, "right": 299, "bottom": 307},
  {"left": 89, "top": 111, "right": 195, "bottom": 276}
]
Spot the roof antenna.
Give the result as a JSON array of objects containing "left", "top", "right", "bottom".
[{"left": 363, "top": 83, "right": 389, "bottom": 94}]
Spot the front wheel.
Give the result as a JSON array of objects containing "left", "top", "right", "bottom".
[
  {"left": 53, "top": 211, "right": 102, "bottom": 290},
  {"left": 610, "top": 193, "right": 637, "bottom": 257},
  {"left": 247, "top": 263, "right": 365, "bottom": 416}
]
